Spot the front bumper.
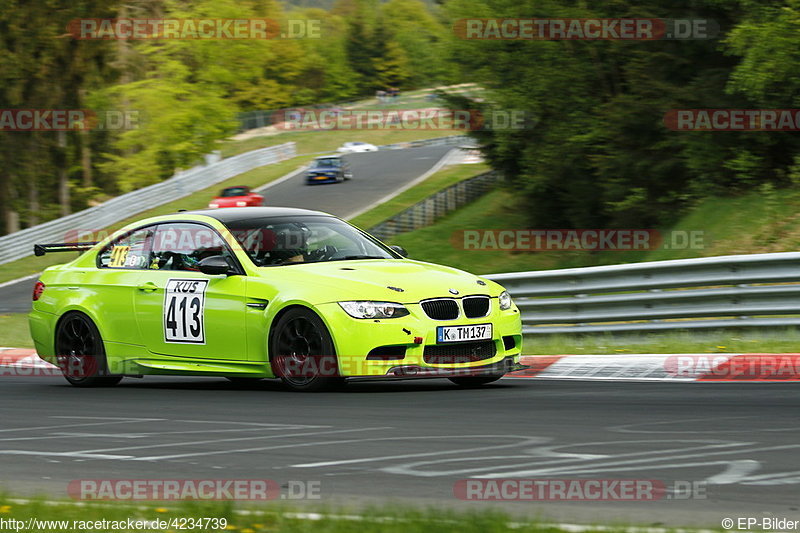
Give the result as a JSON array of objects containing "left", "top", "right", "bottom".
[
  {"left": 306, "top": 174, "right": 338, "bottom": 184},
  {"left": 347, "top": 356, "right": 526, "bottom": 382},
  {"left": 315, "top": 301, "right": 523, "bottom": 378}
]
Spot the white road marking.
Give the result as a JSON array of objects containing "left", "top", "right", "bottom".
[
  {"left": 344, "top": 149, "right": 456, "bottom": 220},
  {"left": 50, "top": 416, "right": 166, "bottom": 421},
  {"left": 70, "top": 426, "right": 392, "bottom": 456},
  {"left": 0, "top": 273, "right": 39, "bottom": 290},
  {"left": 0, "top": 419, "right": 164, "bottom": 434},
  {"left": 611, "top": 416, "right": 798, "bottom": 434},
  {"left": 704, "top": 459, "right": 761, "bottom": 484},
  {"left": 51, "top": 433, "right": 149, "bottom": 439},
  {"left": 739, "top": 470, "right": 800, "bottom": 485},
  {"left": 292, "top": 435, "right": 547, "bottom": 469},
  {"left": 0, "top": 450, "right": 135, "bottom": 460},
  {"left": 372, "top": 440, "right": 748, "bottom": 478},
  {"left": 171, "top": 419, "right": 326, "bottom": 428},
  {"left": 252, "top": 167, "right": 307, "bottom": 194},
  {"left": 473, "top": 443, "right": 800, "bottom": 479},
  {"left": 129, "top": 427, "right": 394, "bottom": 461}
]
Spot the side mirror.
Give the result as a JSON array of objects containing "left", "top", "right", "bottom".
[
  {"left": 198, "top": 255, "right": 233, "bottom": 276},
  {"left": 389, "top": 245, "right": 408, "bottom": 258}
]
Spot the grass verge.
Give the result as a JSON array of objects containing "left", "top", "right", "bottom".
[
  {"left": 387, "top": 189, "right": 571, "bottom": 274},
  {"left": 523, "top": 329, "right": 800, "bottom": 355},
  {"left": 0, "top": 314, "right": 34, "bottom": 349},
  {"left": 0, "top": 495, "right": 641, "bottom": 533}
]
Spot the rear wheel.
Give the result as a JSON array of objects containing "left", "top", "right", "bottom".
[
  {"left": 55, "top": 313, "right": 121, "bottom": 388},
  {"left": 270, "top": 308, "right": 344, "bottom": 392},
  {"left": 448, "top": 375, "right": 504, "bottom": 388}
]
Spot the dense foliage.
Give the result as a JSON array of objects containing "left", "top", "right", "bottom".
[
  {"left": 444, "top": 0, "right": 800, "bottom": 229},
  {"left": 0, "top": 0, "right": 453, "bottom": 233},
  {"left": 2, "top": 0, "right": 799, "bottom": 235}
]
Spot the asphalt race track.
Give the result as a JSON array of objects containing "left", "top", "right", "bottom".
[
  {"left": 0, "top": 145, "right": 453, "bottom": 314},
  {"left": 255, "top": 145, "right": 452, "bottom": 218},
  {"left": 0, "top": 376, "right": 799, "bottom": 527},
  {"left": 2, "top": 143, "right": 799, "bottom": 527}
]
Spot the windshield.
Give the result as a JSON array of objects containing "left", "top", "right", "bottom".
[
  {"left": 220, "top": 187, "right": 249, "bottom": 197},
  {"left": 224, "top": 216, "right": 397, "bottom": 266},
  {"left": 311, "top": 158, "right": 341, "bottom": 169}
]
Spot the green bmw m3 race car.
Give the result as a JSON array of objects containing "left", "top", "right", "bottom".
[{"left": 29, "top": 207, "right": 523, "bottom": 391}]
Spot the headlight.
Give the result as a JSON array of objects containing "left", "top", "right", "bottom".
[
  {"left": 209, "top": 203, "right": 219, "bottom": 208},
  {"left": 339, "top": 301, "right": 409, "bottom": 319},
  {"left": 236, "top": 201, "right": 247, "bottom": 207},
  {"left": 499, "top": 291, "right": 513, "bottom": 310}
]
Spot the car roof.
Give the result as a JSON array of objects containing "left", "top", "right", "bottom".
[
  {"left": 314, "top": 155, "right": 341, "bottom": 160},
  {"left": 175, "top": 207, "right": 334, "bottom": 224}
]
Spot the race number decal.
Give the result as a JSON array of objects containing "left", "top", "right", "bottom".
[
  {"left": 164, "top": 279, "right": 209, "bottom": 344},
  {"left": 109, "top": 246, "right": 130, "bottom": 268}
]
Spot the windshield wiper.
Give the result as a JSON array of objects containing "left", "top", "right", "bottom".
[
  {"left": 330, "top": 255, "right": 387, "bottom": 261},
  {"left": 263, "top": 255, "right": 386, "bottom": 266}
]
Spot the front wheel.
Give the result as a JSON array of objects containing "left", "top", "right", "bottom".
[
  {"left": 448, "top": 375, "right": 504, "bottom": 388},
  {"left": 55, "top": 313, "right": 122, "bottom": 388},
  {"left": 270, "top": 308, "right": 344, "bottom": 392}
]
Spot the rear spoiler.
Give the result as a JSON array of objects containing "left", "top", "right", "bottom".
[{"left": 34, "top": 242, "right": 99, "bottom": 257}]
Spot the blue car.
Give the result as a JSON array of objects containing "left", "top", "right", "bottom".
[{"left": 306, "top": 155, "right": 352, "bottom": 184}]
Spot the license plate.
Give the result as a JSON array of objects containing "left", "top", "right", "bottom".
[{"left": 436, "top": 324, "right": 492, "bottom": 343}]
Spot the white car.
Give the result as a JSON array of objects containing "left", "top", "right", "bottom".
[{"left": 337, "top": 141, "right": 378, "bottom": 153}]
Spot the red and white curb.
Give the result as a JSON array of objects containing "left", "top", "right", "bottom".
[
  {"left": 0, "top": 347, "right": 55, "bottom": 370},
  {"left": 1, "top": 349, "right": 799, "bottom": 381},
  {"left": 513, "top": 354, "right": 800, "bottom": 381}
]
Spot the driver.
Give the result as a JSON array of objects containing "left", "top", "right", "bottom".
[{"left": 270, "top": 223, "right": 312, "bottom": 264}]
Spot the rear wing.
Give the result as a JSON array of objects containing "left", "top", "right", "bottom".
[{"left": 33, "top": 242, "right": 99, "bottom": 257}]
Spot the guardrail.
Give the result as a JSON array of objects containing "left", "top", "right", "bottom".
[
  {"left": 0, "top": 142, "right": 296, "bottom": 266},
  {"left": 368, "top": 169, "right": 501, "bottom": 241},
  {"left": 485, "top": 252, "right": 800, "bottom": 335},
  {"left": 378, "top": 135, "right": 473, "bottom": 151}
]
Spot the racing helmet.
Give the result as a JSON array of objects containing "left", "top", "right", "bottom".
[{"left": 269, "top": 223, "right": 311, "bottom": 262}]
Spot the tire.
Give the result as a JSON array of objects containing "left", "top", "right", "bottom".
[
  {"left": 270, "top": 308, "right": 344, "bottom": 392},
  {"left": 448, "top": 375, "right": 504, "bottom": 388},
  {"left": 55, "top": 312, "right": 122, "bottom": 388}
]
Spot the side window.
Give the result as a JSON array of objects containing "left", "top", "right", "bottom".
[
  {"left": 150, "top": 223, "right": 236, "bottom": 272},
  {"left": 98, "top": 227, "right": 154, "bottom": 269}
]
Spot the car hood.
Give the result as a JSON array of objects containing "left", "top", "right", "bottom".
[{"left": 252, "top": 259, "right": 501, "bottom": 304}]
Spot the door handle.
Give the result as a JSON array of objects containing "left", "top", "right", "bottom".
[{"left": 137, "top": 282, "right": 158, "bottom": 292}]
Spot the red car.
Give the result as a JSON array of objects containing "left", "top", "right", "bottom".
[{"left": 208, "top": 186, "right": 264, "bottom": 208}]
